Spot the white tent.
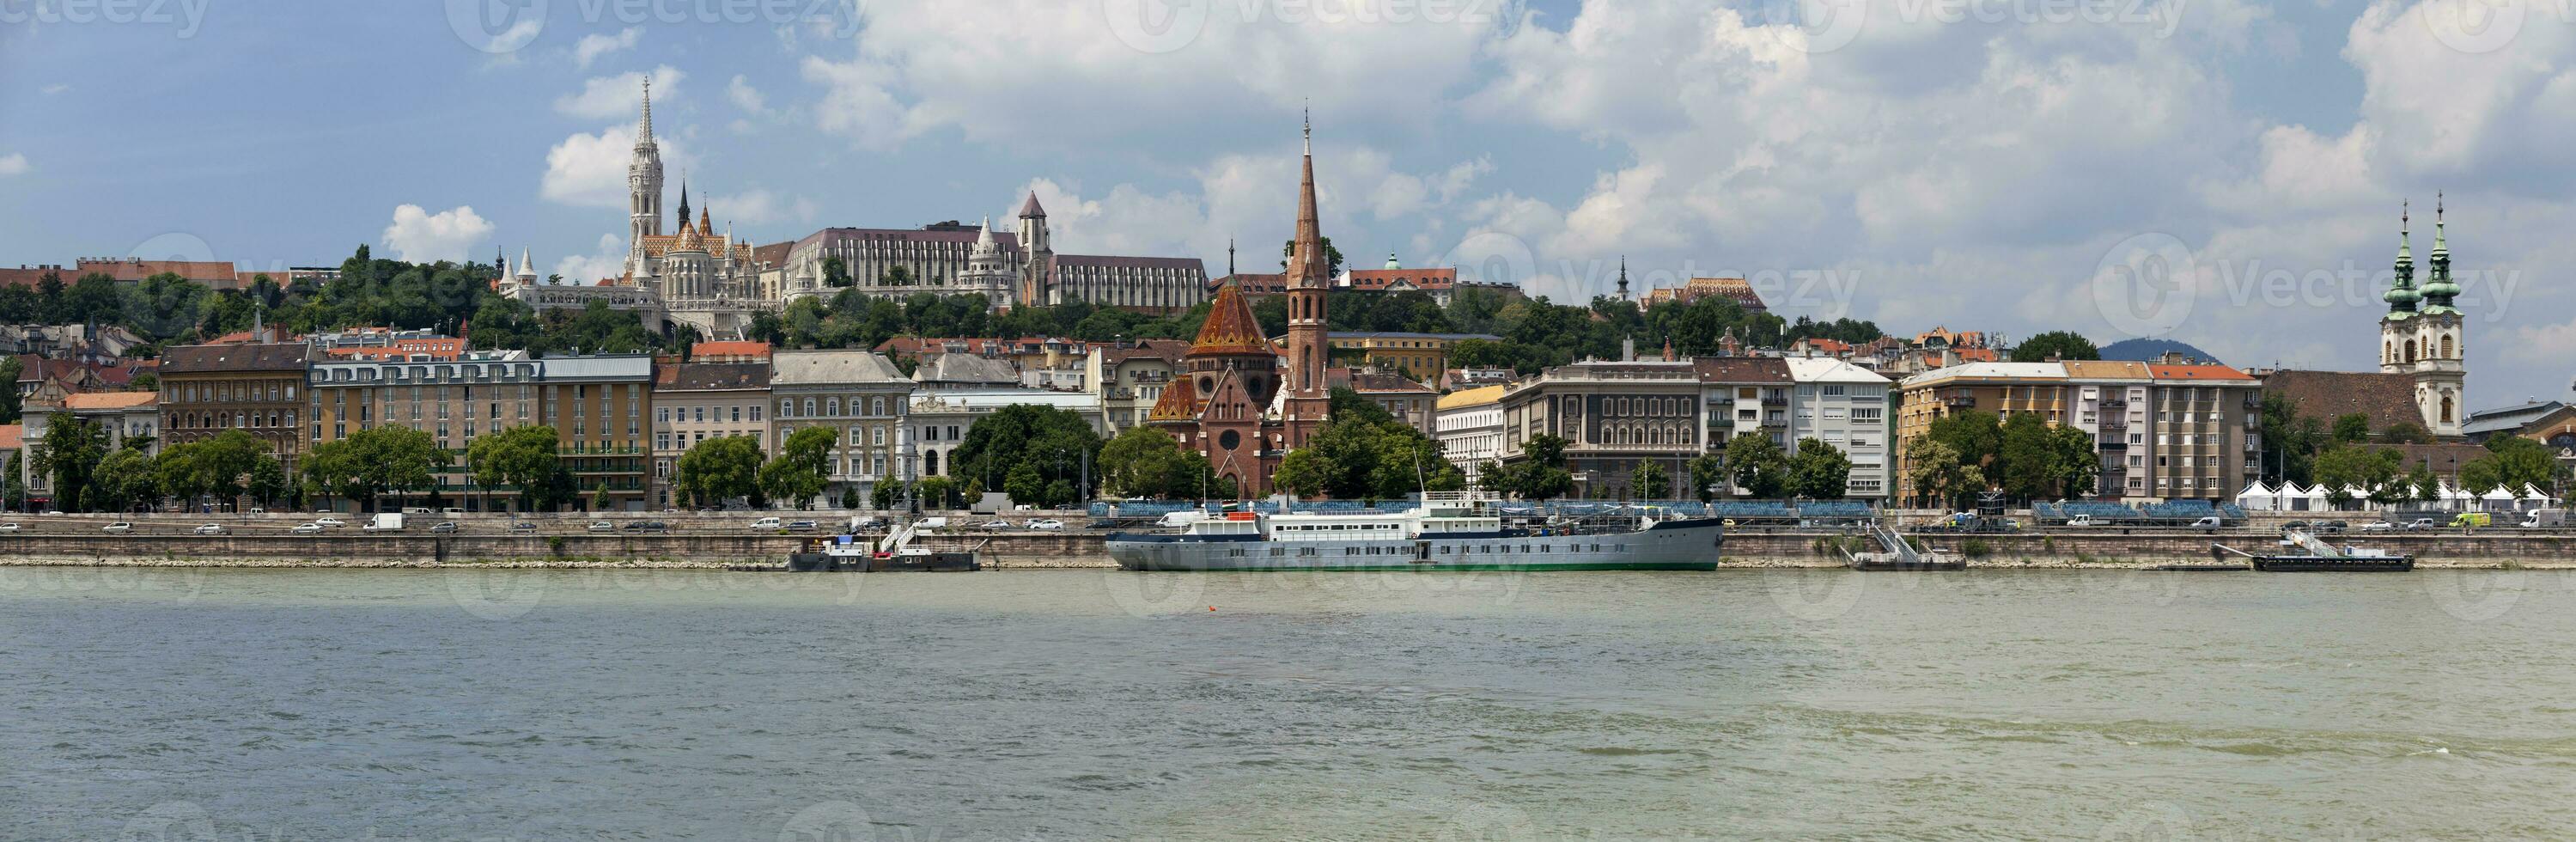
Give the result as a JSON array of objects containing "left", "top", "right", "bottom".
[
  {"left": 2280, "top": 482, "right": 2324, "bottom": 511},
  {"left": 2440, "top": 482, "right": 2476, "bottom": 510},
  {"left": 2524, "top": 484, "right": 2556, "bottom": 508},
  {"left": 2236, "top": 481, "right": 2277, "bottom": 511},
  {"left": 2482, "top": 485, "right": 2518, "bottom": 511},
  {"left": 2341, "top": 485, "right": 2376, "bottom": 510}
]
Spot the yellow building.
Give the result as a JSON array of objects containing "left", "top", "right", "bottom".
[{"left": 1321, "top": 332, "right": 1499, "bottom": 380}]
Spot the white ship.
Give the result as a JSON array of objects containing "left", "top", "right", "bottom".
[{"left": 1104, "top": 492, "right": 1726, "bottom": 572}]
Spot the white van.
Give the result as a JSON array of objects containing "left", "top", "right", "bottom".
[
  {"left": 1158, "top": 510, "right": 1209, "bottom": 528},
  {"left": 914, "top": 516, "right": 949, "bottom": 530},
  {"left": 400, "top": 507, "right": 433, "bottom": 515},
  {"left": 750, "top": 516, "right": 783, "bottom": 529},
  {"left": 2524, "top": 509, "right": 2567, "bottom": 528}
]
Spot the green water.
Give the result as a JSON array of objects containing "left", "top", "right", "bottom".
[{"left": 5, "top": 566, "right": 2574, "bottom": 839}]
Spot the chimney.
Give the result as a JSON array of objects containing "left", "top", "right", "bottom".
[{"left": 1622, "top": 336, "right": 1635, "bottom": 362}]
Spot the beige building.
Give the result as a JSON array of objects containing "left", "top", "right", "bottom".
[
  {"left": 308, "top": 352, "right": 655, "bottom": 512},
  {"left": 1086, "top": 339, "right": 1186, "bottom": 435},
  {"left": 770, "top": 350, "right": 913, "bottom": 505},
  {"left": 1893, "top": 359, "right": 2261, "bottom": 506},
  {"left": 1434, "top": 384, "right": 1507, "bottom": 485},
  {"left": 650, "top": 361, "right": 771, "bottom": 508},
  {"left": 1498, "top": 358, "right": 1704, "bottom": 498}
]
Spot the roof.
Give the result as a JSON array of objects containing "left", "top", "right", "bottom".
[
  {"left": 690, "top": 340, "right": 772, "bottom": 359},
  {"left": 2260, "top": 370, "right": 2422, "bottom": 430},
  {"left": 915, "top": 353, "right": 1021, "bottom": 386},
  {"left": 1899, "top": 362, "right": 2072, "bottom": 388},
  {"left": 0, "top": 424, "right": 20, "bottom": 451},
  {"left": 60, "top": 391, "right": 157, "bottom": 411},
  {"left": 794, "top": 226, "right": 1022, "bottom": 253},
  {"left": 1344, "top": 267, "right": 1457, "bottom": 292},
  {"left": 1096, "top": 339, "right": 1189, "bottom": 365},
  {"left": 2463, "top": 400, "right": 2568, "bottom": 436},
  {"left": 158, "top": 342, "right": 311, "bottom": 374},
  {"left": 1211, "top": 272, "right": 1288, "bottom": 294},
  {"left": 1186, "top": 281, "right": 1276, "bottom": 358},
  {"left": 1692, "top": 356, "right": 1793, "bottom": 384},
  {"left": 1337, "top": 369, "right": 1434, "bottom": 394},
  {"left": 1053, "top": 254, "right": 1204, "bottom": 271},
  {"left": 1147, "top": 370, "right": 1203, "bottom": 422},
  {"left": 770, "top": 350, "right": 909, "bottom": 385},
  {"left": 2059, "top": 360, "right": 2153, "bottom": 381},
  {"left": 655, "top": 362, "right": 770, "bottom": 391},
  {"left": 1020, "top": 192, "right": 1047, "bottom": 217},
  {"left": 1435, "top": 384, "right": 1507, "bottom": 411},
  {"left": 2148, "top": 363, "right": 2256, "bottom": 381},
  {"left": 1785, "top": 357, "right": 1891, "bottom": 385},
  {"left": 1640, "top": 277, "right": 1766, "bottom": 310}
]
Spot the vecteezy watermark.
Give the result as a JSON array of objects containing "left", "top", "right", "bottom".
[
  {"left": 445, "top": 0, "right": 862, "bottom": 55},
  {"left": 1101, "top": 0, "right": 1521, "bottom": 54},
  {"left": 0, "top": 0, "right": 209, "bottom": 38},
  {"left": 778, "top": 800, "right": 875, "bottom": 842},
  {"left": 1756, "top": 0, "right": 2186, "bottom": 53},
  {"left": 2089, "top": 231, "right": 2528, "bottom": 341},
  {"left": 2419, "top": 0, "right": 2576, "bottom": 55},
  {"left": 447, "top": 566, "right": 870, "bottom": 622}
]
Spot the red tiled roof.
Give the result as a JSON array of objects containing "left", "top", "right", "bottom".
[
  {"left": 691, "top": 340, "right": 772, "bottom": 359},
  {"left": 2148, "top": 363, "right": 2255, "bottom": 381},
  {"left": 61, "top": 391, "right": 157, "bottom": 410},
  {"left": 0, "top": 424, "right": 21, "bottom": 451},
  {"left": 1186, "top": 282, "right": 1276, "bottom": 358},
  {"left": 1344, "top": 267, "right": 1456, "bottom": 292}
]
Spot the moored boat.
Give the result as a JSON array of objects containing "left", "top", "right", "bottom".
[
  {"left": 2212, "top": 529, "right": 2414, "bottom": 573},
  {"left": 1104, "top": 492, "right": 1724, "bottom": 572}
]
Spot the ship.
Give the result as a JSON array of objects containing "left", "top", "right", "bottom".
[
  {"left": 2210, "top": 528, "right": 2414, "bottom": 572},
  {"left": 1103, "top": 491, "right": 1725, "bottom": 572}
]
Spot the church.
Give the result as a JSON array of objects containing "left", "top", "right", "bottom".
[
  {"left": 1145, "top": 117, "right": 1336, "bottom": 495},
  {"left": 2259, "top": 197, "right": 2474, "bottom": 442}
]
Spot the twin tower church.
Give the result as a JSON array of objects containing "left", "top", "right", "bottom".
[{"left": 2379, "top": 197, "right": 2470, "bottom": 438}]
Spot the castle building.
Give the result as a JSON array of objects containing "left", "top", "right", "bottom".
[
  {"left": 2379, "top": 197, "right": 2469, "bottom": 437},
  {"left": 777, "top": 198, "right": 1209, "bottom": 314},
  {"left": 1145, "top": 117, "right": 1335, "bottom": 495}
]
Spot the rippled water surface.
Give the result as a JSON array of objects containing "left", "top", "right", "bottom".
[{"left": 8, "top": 566, "right": 2576, "bottom": 839}]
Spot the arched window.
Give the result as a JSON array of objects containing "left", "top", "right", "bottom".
[
  {"left": 2384, "top": 340, "right": 2394, "bottom": 363},
  {"left": 803, "top": 398, "right": 816, "bottom": 417},
  {"left": 871, "top": 397, "right": 886, "bottom": 416},
  {"left": 924, "top": 449, "right": 941, "bottom": 475},
  {"left": 826, "top": 398, "right": 841, "bottom": 417},
  {"left": 2404, "top": 339, "right": 2417, "bottom": 363},
  {"left": 2442, "top": 394, "right": 2455, "bottom": 424},
  {"left": 780, "top": 399, "right": 794, "bottom": 418},
  {"left": 2441, "top": 333, "right": 2455, "bottom": 359}
]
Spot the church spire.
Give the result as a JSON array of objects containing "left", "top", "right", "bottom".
[
  {"left": 1617, "top": 256, "right": 1630, "bottom": 301},
  {"left": 636, "top": 77, "right": 655, "bottom": 147},
  {"left": 675, "top": 174, "right": 691, "bottom": 229},
  {"left": 1290, "top": 109, "right": 1328, "bottom": 290},
  {"left": 2421, "top": 191, "right": 2461, "bottom": 312},
  {"left": 2385, "top": 199, "right": 2419, "bottom": 314}
]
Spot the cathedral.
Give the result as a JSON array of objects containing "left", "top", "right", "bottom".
[
  {"left": 2379, "top": 196, "right": 2469, "bottom": 437},
  {"left": 1146, "top": 117, "right": 1335, "bottom": 495},
  {"left": 620, "top": 79, "right": 774, "bottom": 339}
]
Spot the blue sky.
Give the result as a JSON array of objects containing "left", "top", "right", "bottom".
[{"left": 1, "top": 0, "right": 2570, "bottom": 405}]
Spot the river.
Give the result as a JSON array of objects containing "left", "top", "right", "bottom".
[{"left": 6, "top": 567, "right": 2576, "bottom": 839}]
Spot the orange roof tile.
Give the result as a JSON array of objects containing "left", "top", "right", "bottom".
[
  {"left": 61, "top": 391, "right": 158, "bottom": 410},
  {"left": 0, "top": 424, "right": 21, "bottom": 451},
  {"left": 2148, "top": 363, "right": 2255, "bottom": 381},
  {"left": 1186, "top": 281, "right": 1276, "bottom": 358},
  {"left": 1147, "top": 371, "right": 1203, "bottom": 422}
]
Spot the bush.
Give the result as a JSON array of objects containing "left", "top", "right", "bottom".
[{"left": 1961, "top": 538, "right": 1993, "bottom": 559}]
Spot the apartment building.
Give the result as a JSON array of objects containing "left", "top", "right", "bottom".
[
  {"left": 1694, "top": 357, "right": 1794, "bottom": 453},
  {"left": 157, "top": 341, "right": 311, "bottom": 475},
  {"left": 1434, "top": 384, "right": 1507, "bottom": 485},
  {"left": 1084, "top": 339, "right": 1186, "bottom": 435},
  {"left": 2145, "top": 363, "right": 2262, "bottom": 501},
  {"left": 1894, "top": 360, "right": 2262, "bottom": 505},
  {"left": 2061, "top": 361, "right": 2152, "bottom": 498},
  {"left": 1784, "top": 357, "right": 1893, "bottom": 499},
  {"left": 308, "top": 352, "right": 655, "bottom": 512},
  {"left": 1893, "top": 362, "right": 2073, "bottom": 508},
  {"left": 649, "top": 361, "right": 771, "bottom": 508},
  {"left": 1497, "top": 358, "right": 1702, "bottom": 498},
  {"left": 770, "top": 350, "right": 913, "bottom": 506}
]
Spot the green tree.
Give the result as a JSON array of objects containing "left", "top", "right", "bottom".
[
  {"left": 0, "top": 357, "right": 21, "bottom": 424},
  {"left": 1099, "top": 425, "right": 1218, "bottom": 500},
  {"left": 1630, "top": 460, "right": 1673, "bottom": 500},
  {"left": 301, "top": 424, "right": 444, "bottom": 511},
  {"left": 2256, "top": 393, "right": 2328, "bottom": 485},
  {"left": 952, "top": 405, "right": 1103, "bottom": 503},
  {"left": 246, "top": 455, "right": 289, "bottom": 508},
  {"left": 1927, "top": 410, "right": 2003, "bottom": 475},
  {"left": 759, "top": 426, "right": 838, "bottom": 509},
  {"left": 2378, "top": 421, "right": 2433, "bottom": 445},
  {"left": 1724, "top": 434, "right": 1789, "bottom": 498},
  {"left": 1787, "top": 439, "right": 1852, "bottom": 500},
  {"left": 917, "top": 476, "right": 959, "bottom": 509},
  {"left": 672, "top": 434, "right": 764, "bottom": 509},
  {"left": 28, "top": 412, "right": 108, "bottom": 511},
  {"left": 2461, "top": 436, "right": 2557, "bottom": 495},
  {"left": 2312, "top": 445, "right": 2402, "bottom": 507},
  {"left": 2330, "top": 413, "right": 2373, "bottom": 445},
  {"left": 1906, "top": 436, "right": 1983, "bottom": 510},
  {"left": 2007, "top": 330, "right": 2101, "bottom": 363},
  {"left": 2047, "top": 424, "right": 2102, "bottom": 498},
  {"left": 1281, "top": 236, "right": 1345, "bottom": 278},
  {"left": 1002, "top": 461, "right": 1047, "bottom": 507},
  {"left": 1689, "top": 451, "right": 1727, "bottom": 501},
  {"left": 468, "top": 424, "right": 569, "bottom": 511},
  {"left": 1995, "top": 412, "right": 2055, "bottom": 500},
  {"left": 822, "top": 256, "right": 852, "bottom": 289},
  {"left": 92, "top": 448, "right": 159, "bottom": 513},
  {"left": 1273, "top": 448, "right": 1330, "bottom": 498}
]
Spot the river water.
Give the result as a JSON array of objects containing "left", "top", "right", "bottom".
[{"left": 6, "top": 566, "right": 2576, "bottom": 840}]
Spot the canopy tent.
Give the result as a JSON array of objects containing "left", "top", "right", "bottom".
[
  {"left": 2524, "top": 484, "right": 2557, "bottom": 508},
  {"left": 2235, "top": 481, "right": 2278, "bottom": 511},
  {"left": 2278, "top": 482, "right": 2327, "bottom": 511},
  {"left": 2481, "top": 485, "right": 2519, "bottom": 511}
]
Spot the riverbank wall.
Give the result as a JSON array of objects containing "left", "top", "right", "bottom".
[{"left": 7, "top": 530, "right": 2576, "bottom": 570}]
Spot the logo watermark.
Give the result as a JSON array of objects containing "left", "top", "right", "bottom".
[
  {"left": 0, "top": 0, "right": 209, "bottom": 38},
  {"left": 445, "top": 0, "right": 862, "bottom": 55},
  {"left": 1101, "top": 0, "right": 1520, "bottom": 54},
  {"left": 2089, "top": 230, "right": 2526, "bottom": 341}
]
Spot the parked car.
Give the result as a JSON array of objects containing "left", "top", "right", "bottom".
[
  {"left": 1013, "top": 504, "right": 1034, "bottom": 511},
  {"left": 509, "top": 522, "right": 538, "bottom": 533},
  {"left": 430, "top": 521, "right": 460, "bottom": 534},
  {"left": 1026, "top": 518, "right": 1065, "bottom": 531},
  {"left": 622, "top": 521, "right": 667, "bottom": 532},
  {"left": 102, "top": 522, "right": 135, "bottom": 534},
  {"left": 914, "top": 516, "right": 950, "bottom": 530},
  {"left": 313, "top": 517, "right": 346, "bottom": 528},
  {"left": 750, "top": 516, "right": 783, "bottom": 529},
  {"left": 2189, "top": 516, "right": 2223, "bottom": 531},
  {"left": 193, "top": 523, "right": 227, "bottom": 535},
  {"left": 2360, "top": 521, "right": 2397, "bottom": 532},
  {"left": 588, "top": 521, "right": 615, "bottom": 533},
  {"left": 2403, "top": 517, "right": 2438, "bottom": 531},
  {"left": 785, "top": 520, "right": 818, "bottom": 532},
  {"left": 2316, "top": 520, "right": 2349, "bottom": 534},
  {"left": 2281, "top": 520, "right": 2311, "bottom": 532},
  {"left": 290, "top": 522, "right": 326, "bottom": 534},
  {"left": 977, "top": 519, "right": 1013, "bottom": 530},
  {"left": 0, "top": 522, "right": 20, "bottom": 532}
]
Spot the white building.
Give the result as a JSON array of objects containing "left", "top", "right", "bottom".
[
  {"left": 1784, "top": 356, "right": 1893, "bottom": 499},
  {"left": 1434, "top": 384, "right": 1507, "bottom": 485},
  {"left": 909, "top": 388, "right": 1107, "bottom": 484}
]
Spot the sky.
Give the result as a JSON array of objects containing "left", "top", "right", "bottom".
[{"left": 0, "top": 0, "right": 2570, "bottom": 406}]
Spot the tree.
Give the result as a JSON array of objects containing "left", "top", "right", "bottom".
[
  {"left": 1787, "top": 439, "right": 1852, "bottom": 500},
  {"left": 2379, "top": 421, "right": 2433, "bottom": 445},
  {"left": 1099, "top": 426, "right": 1218, "bottom": 500},
  {"left": 28, "top": 412, "right": 108, "bottom": 511},
  {"left": 759, "top": 426, "right": 838, "bottom": 509},
  {"left": 1272, "top": 448, "right": 1330, "bottom": 498},
  {"left": 2330, "top": 413, "right": 2373, "bottom": 445},
  {"left": 952, "top": 405, "right": 1103, "bottom": 503},
  {"left": 2461, "top": 436, "right": 2556, "bottom": 496},
  {"left": 1689, "top": 451, "right": 1727, "bottom": 501},
  {"left": 917, "top": 476, "right": 959, "bottom": 509},
  {"left": 1724, "top": 434, "right": 1789, "bottom": 498},
  {"left": 301, "top": 424, "right": 443, "bottom": 511},
  {"left": 246, "top": 455, "right": 289, "bottom": 508},
  {"left": 2047, "top": 424, "right": 2102, "bottom": 498},
  {"left": 839, "top": 485, "right": 862, "bottom": 509},
  {"left": 468, "top": 424, "right": 567, "bottom": 511},
  {"left": 92, "top": 448, "right": 159, "bottom": 513},
  {"left": 1906, "top": 437, "right": 1983, "bottom": 510},
  {"left": 1280, "top": 236, "right": 1345, "bottom": 278},
  {"left": 1926, "top": 411, "right": 2003, "bottom": 474},
  {"left": 822, "top": 256, "right": 853, "bottom": 289},
  {"left": 2007, "top": 331, "right": 2100, "bottom": 363},
  {"left": 2256, "top": 393, "right": 2328, "bottom": 485},
  {"left": 0, "top": 357, "right": 20, "bottom": 424},
  {"left": 2312, "top": 445, "right": 2402, "bottom": 508},
  {"left": 1631, "top": 460, "right": 1672, "bottom": 500},
  {"left": 1995, "top": 412, "right": 2055, "bottom": 500},
  {"left": 871, "top": 480, "right": 904, "bottom": 510},
  {"left": 672, "top": 435, "right": 764, "bottom": 509},
  {"left": 1002, "top": 461, "right": 1047, "bottom": 507}
]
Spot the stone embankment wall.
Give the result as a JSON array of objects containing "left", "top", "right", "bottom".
[{"left": 0, "top": 533, "right": 1114, "bottom": 569}]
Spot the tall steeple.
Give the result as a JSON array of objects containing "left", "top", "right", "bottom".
[
  {"left": 1617, "top": 256, "right": 1630, "bottom": 301},
  {"left": 2385, "top": 199, "right": 2419, "bottom": 315},
  {"left": 2421, "top": 192, "right": 2459, "bottom": 313},
  {"left": 675, "top": 173, "right": 691, "bottom": 232},
  {"left": 1288, "top": 105, "right": 1328, "bottom": 291},
  {"left": 636, "top": 76, "right": 655, "bottom": 145},
  {"left": 1281, "top": 107, "right": 1333, "bottom": 442},
  {"left": 627, "top": 77, "right": 665, "bottom": 277}
]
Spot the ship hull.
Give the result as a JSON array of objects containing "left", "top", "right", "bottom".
[{"left": 1105, "top": 518, "right": 1725, "bottom": 572}]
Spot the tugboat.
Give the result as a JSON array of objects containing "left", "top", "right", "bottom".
[
  {"left": 2211, "top": 528, "right": 2414, "bottom": 572},
  {"left": 1842, "top": 520, "right": 1967, "bottom": 570},
  {"left": 1104, "top": 491, "right": 1725, "bottom": 571},
  {"left": 783, "top": 522, "right": 980, "bottom": 572}
]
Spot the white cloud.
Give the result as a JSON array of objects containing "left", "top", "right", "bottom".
[
  {"left": 542, "top": 125, "right": 690, "bottom": 208},
  {"left": 381, "top": 204, "right": 495, "bottom": 264},
  {"left": 728, "top": 74, "right": 769, "bottom": 114},
  {"left": 573, "top": 27, "right": 642, "bottom": 70},
  {"left": 40, "top": 84, "right": 68, "bottom": 95},
  {"left": 0, "top": 153, "right": 27, "bottom": 177},
  {"left": 552, "top": 234, "right": 629, "bottom": 285},
  {"left": 707, "top": 189, "right": 818, "bottom": 227},
  {"left": 554, "top": 66, "right": 683, "bottom": 120}
]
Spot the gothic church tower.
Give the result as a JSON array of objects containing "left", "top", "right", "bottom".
[{"left": 626, "top": 78, "right": 665, "bottom": 278}]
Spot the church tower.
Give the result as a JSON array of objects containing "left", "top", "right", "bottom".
[
  {"left": 2415, "top": 194, "right": 2467, "bottom": 436},
  {"left": 963, "top": 216, "right": 1015, "bottom": 309},
  {"left": 626, "top": 78, "right": 664, "bottom": 278},
  {"left": 1017, "top": 192, "right": 1053, "bottom": 306},
  {"left": 1281, "top": 110, "right": 1333, "bottom": 445},
  {"left": 2379, "top": 201, "right": 2420, "bottom": 375}
]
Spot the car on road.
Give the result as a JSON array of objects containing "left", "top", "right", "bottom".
[
  {"left": 622, "top": 521, "right": 668, "bottom": 532},
  {"left": 750, "top": 516, "right": 783, "bottom": 529},
  {"left": 430, "top": 521, "right": 460, "bottom": 534},
  {"left": 313, "top": 517, "right": 346, "bottom": 528},
  {"left": 2188, "top": 516, "right": 2223, "bottom": 531},
  {"left": 290, "top": 522, "right": 326, "bottom": 534},
  {"left": 2315, "top": 520, "right": 2349, "bottom": 534},
  {"left": 1026, "top": 518, "right": 1065, "bottom": 530},
  {"left": 0, "top": 522, "right": 20, "bottom": 532},
  {"left": 2360, "top": 521, "right": 2397, "bottom": 532},
  {"left": 102, "top": 522, "right": 135, "bottom": 534},
  {"left": 785, "top": 520, "right": 818, "bottom": 532},
  {"left": 588, "top": 521, "right": 615, "bottom": 533},
  {"left": 977, "top": 519, "right": 1013, "bottom": 530},
  {"left": 2402, "top": 517, "right": 2438, "bottom": 531},
  {"left": 509, "top": 522, "right": 538, "bottom": 533},
  {"left": 193, "top": 523, "right": 227, "bottom": 535}
]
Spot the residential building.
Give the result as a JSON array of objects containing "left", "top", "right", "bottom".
[
  {"left": 2144, "top": 362, "right": 2262, "bottom": 501},
  {"left": 650, "top": 361, "right": 771, "bottom": 507},
  {"left": 1323, "top": 332, "right": 1501, "bottom": 381},
  {"left": 1496, "top": 358, "right": 1704, "bottom": 498},
  {"left": 1695, "top": 357, "right": 1795, "bottom": 454},
  {"left": 1784, "top": 357, "right": 1893, "bottom": 499},
  {"left": 1336, "top": 367, "right": 1440, "bottom": 437},
  {"left": 1893, "top": 362, "right": 2072, "bottom": 508},
  {"left": 910, "top": 388, "right": 1108, "bottom": 485},
  {"left": 770, "top": 350, "right": 913, "bottom": 505},
  {"left": 1341, "top": 256, "right": 1526, "bottom": 306},
  {"left": 308, "top": 352, "right": 655, "bottom": 512},
  {"left": 690, "top": 340, "right": 772, "bottom": 363},
  {"left": 1434, "top": 384, "right": 1507, "bottom": 485},
  {"left": 1086, "top": 339, "right": 1187, "bottom": 434},
  {"left": 1893, "top": 359, "right": 2261, "bottom": 505},
  {"left": 1443, "top": 366, "right": 1516, "bottom": 391},
  {"left": 157, "top": 341, "right": 311, "bottom": 476},
  {"left": 2061, "top": 360, "right": 2153, "bottom": 498},
  {"left": 23, "top": 394, "right": 161, "bottom": 480}
]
